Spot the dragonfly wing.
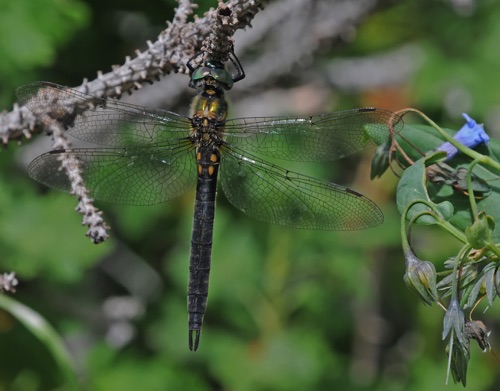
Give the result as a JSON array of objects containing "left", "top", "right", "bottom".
[
  {"left": 28, "top": 139, "right": 197, "bottom": 205},
  {"left": 17, "top": 82, "right": 193, "bottom": 146},
  {"left": 219, "top": 145, "right": 383, "bottom": 230},
  {"left": 223, "top": 108, "right": 403, "bottom": 162}
]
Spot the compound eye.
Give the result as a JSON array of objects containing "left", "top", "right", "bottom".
[
  {"left": 191, "top": 67, "right": 212, "bottom": 82},
  {"left": 211, "top": 68, "right": 233, "bottom": 89}
]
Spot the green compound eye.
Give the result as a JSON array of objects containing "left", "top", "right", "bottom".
[
  {"left": 190, "top": 66, "right": 233, "bottom": 90},
  {"left": 210, "top": 68, "right": 233, "bottom": 89},
  {"left": 191, "top": 67, "right": 211, "bottom": 82}
]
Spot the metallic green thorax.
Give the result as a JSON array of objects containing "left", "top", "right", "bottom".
[
  {"left": 189, "top": 91, "right": 228, "bottom": 129},
  {"left": 189, "top": 62, "right": 232, "bottom": 142}
]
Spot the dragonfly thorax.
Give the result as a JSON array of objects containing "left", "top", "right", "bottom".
[
  {"left": 190, "top": 84, "right": 228, "bottom": 122},
  {"left": 190, "top": 115, "right": 224, "bottom": 147}
]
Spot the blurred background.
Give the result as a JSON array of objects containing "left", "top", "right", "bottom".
[{"left": 1, "top": 0, "right": 499, "bottom": 390}]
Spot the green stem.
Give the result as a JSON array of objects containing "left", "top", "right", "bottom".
[
  {"left": 402, "top": 199, "right": 467, "bottom": 244},
  {"left": 486, "top": 242, "right": 500, "bottom": 258},
  {"left": 466, "top": 159, "right": 480, "bottom": 218}
]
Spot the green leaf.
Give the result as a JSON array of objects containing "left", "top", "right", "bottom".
[
  {"left": 425, "top": 150, "right": 448, "bottom": 165},
  {"left": 397, "top": 155, "right": 454, "bottom": 224},
  {"left": 0, "top": 294, "right": 79, "bottom": 390}
]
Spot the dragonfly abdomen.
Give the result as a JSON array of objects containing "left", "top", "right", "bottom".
[{"left": 188, "top": 146, "right": 220, "bottom": 350}]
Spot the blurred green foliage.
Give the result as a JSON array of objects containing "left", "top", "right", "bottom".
[
  {"left": 0, "top": 0, "right": 90, "bottom": 107},
  {"left": 1, "top": 0, "right": 500, "bottom": 390}
]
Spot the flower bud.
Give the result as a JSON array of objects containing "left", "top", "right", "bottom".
[
  {"left": 403, "top": 247, "right": 438, "bottom": 305},
  {"left": 465, "top": 211, "right": 495, "bottom": 250}
]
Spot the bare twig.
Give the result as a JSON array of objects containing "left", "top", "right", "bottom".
[{"left": 50, "top": 121, "right": 111, "bottom": 243}]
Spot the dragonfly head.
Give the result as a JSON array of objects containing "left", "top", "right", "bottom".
[
  {"left": 189, "top": 60, "right": 234, "bottom": 93},
  {"left": 188, "top": 50, "right": 245, "bottom": 93}
]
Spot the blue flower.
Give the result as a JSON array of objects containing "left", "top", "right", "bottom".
[{"left": 437, "top": 113, "right": 489, "bottom": 160}]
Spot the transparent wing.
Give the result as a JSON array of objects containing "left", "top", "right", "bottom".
[
  {"left": 219, "top": 145, "right": 383, "bottom": 230},
  {"left": 28, "top": 139, "right": 197, "bottom": 205},
  {"left": 223, "top": 108, "right": 403, "bottom": 162},
  {"left": 17, "top": 82, "right": 193, "bottom": 146}
]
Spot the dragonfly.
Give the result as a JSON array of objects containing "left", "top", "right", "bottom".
[{"left": 18, "top": 52, "right": 403, "bottom": 351}]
